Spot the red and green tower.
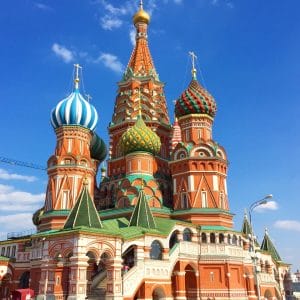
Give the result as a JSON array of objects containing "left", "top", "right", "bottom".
[
  {"left": 170, "top": 53, "right": 233, "bottom": 227},
  {"left": 100, "top": 2, "right": 172, "bottom": 210}
]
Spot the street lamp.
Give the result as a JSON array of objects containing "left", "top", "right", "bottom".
[{"left": 248, "top": 194, "right": 273, "bottom": 300}]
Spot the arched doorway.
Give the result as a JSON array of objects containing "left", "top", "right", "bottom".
[
  {"left": 89, "top": 251, "right": 112, "bottom": 299},
  {"left": 264, "top": 289, "right": 273, "bottom": 300},
  {"left": 122, "top": 245, "right": 136, "bottom": 273},
  {"left": 19, "top": 271, "right": 30, "bottom": 288},
  {"left": 152, "top": 286, "right": 166, "bottom": 300},
  {"left": 169, "top": 231, "right": 179, "bottom": 249},
  {"left": 185, "top": 264, "right": 197, "bottom": 299}
]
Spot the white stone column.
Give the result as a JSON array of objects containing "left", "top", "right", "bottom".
[{"left": 67, "top": 255, "right": 89, "bottom": 300}]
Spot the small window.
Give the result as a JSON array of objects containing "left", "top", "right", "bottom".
[
  {"left": 210, "top": 233, "right": 216, "bottom": 244},
  {"left": 62, "top": 191, "right": 69, "bottom": 209},
  {"left": 232, "top": 235, "right": 238, "bottom": 245},
  {"left": 183, "top": 228, "right": 192, "bottom": 242},
  {"left": 228, "top": 234, "right": 232, "bottom": 244},
  {"left": 201, "top": 233, "right": 207, "bottom": 243},
  {"left": 210, "top": 271, "right": 214, "bottom": 282},
  {"left": 219, "top": 233, "right": 225, "bottom": 244},
  {"left": 181, "top": 193, "right": 189, "bottom": 209},
  {"left": 6, "top": 246, "right": 11, "bottom": 257},
  {"left": 150, "top": 240, "right": 163, "bottom": 260},
  {"left": 201, "top": 191, "right": 207, "bottom": 208},
  {"left": 12, "top": 246, "right": 16, "bottom": 257}
]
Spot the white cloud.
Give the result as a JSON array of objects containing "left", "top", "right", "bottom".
[
  {"left": 0, "top": 168, "right": 37, "bottom": 182},
  {"left": 173, "top": 0, "right": 183, "bottom": 4},
  {"left": 0, "top": 184, "right": 44, "bottom": 212},
  {"left": 101, "top": 15, "right": 123, "bottom": 30},
  {"left": 99, "top": 0, "right": 134, "bottom": 30},
  {"left": 274, "top": 220, "right": 300, "bottom": 232},
  {"left": 52, "top": 43, "right": 75, "bottom": 63},
  {"left": 253, "top": 200, "right": 278, "bottom": 212},
  {"left": 95, "top": 53, "right": 124, "bottom": 74},
  {"left": 34, "top": 2, "right": 52, "bottom": 11},
  {"left": 129, "top": 28, "right": 136, "bottom": 46},
  {"left": 0, "top": 213, "right": 36, "bottom": 240}
]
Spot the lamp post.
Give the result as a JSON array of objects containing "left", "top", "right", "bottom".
[{"left": 248, "top": 194, "right": 273, "bottom": 300}]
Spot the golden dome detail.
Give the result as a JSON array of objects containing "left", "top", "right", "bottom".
[{"left": 133, "top": 1, "right": 150, "bottom": 25}]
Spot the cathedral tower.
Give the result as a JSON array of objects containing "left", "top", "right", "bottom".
[
  {"left": 170, "top": 54, "right": 233, "bottom": 227},
  {"left": 38, "top": 65, "right": 106, "bottom": 231},
  {"left": 102, "top": 2, "right": 172, "bottom": 209}
]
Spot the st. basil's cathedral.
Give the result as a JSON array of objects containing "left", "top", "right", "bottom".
[{"left": 0, "top": 2, "right": 292, "bottom": 299}]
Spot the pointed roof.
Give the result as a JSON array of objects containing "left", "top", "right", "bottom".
[
  {"left": 125, "top": 4, "right": 157, "bottom": 79},
  {"left": 64, "top": 183, "right": 102, "bottom": 229},
  {"left": 129, "top": 187, "right": 156, "bottom": 229},
  {"left": 241, "top": 212, "right": 253, "bottom": 236},
  {"left": 260, "top": 229, "right": 282, "bottom": 262}
]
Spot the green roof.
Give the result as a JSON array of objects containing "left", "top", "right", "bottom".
[
  {"left": 64, "top": 185, "right": 102, "bottom": 230},
  {"left": 0, "top": 256, "right": 9, "bottom": 262},
  {"left": 200, "top": 225, "right": 233, "bottom": 231},
  {"left": 260, "top": 229, "right": 282, "bottom": 262},
  {"left": 129, "top": 189, "right": 156, "bottom": 229}
]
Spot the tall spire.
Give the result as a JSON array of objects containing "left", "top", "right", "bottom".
[
  {"left": 74, "top": 63, "right": 82, "bottom": 90},
  {"left": 189, "top": 51, "right": 197, "bottom": 80}
]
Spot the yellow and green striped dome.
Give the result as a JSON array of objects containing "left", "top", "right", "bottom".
[{"left": 120, "top": 117, "right": 161, "bottom": 155}]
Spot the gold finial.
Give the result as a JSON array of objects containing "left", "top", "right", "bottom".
[
  {"left": 83, "top": 176, "right": 89, "bottom": 186},
  {"left": 133, "top": 0, "right": 150, "bottom": 25},
  {"left": 141, "top": 180, "right": 144, "bottom": 190},
  {"left": 188, "top": 51, "right": 197, "bottom": 80},
  {"left": 74, "top": 64, "right": 82, "bottom": 89}
]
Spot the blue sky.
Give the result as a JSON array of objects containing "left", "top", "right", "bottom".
[{"left": 0, "top": 0, "right": 299, "bottom": 269}]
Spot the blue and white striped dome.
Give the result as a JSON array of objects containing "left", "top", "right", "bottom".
[{"left": 51, "top": 88, "right": 98, "bottom": 131}]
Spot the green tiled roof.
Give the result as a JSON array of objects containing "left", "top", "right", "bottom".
[
  {"left": 64, "top": 185, "right": 102, "bottom": 230},
  {"left": 129, "top": 189, "right": 156, "bottom": 229},
  {"left": 260, "top": 229, "right": 282, "bottom": 262},
  {"left": 0, "top": 256, "right": 9, "bottom": 262},
  {"left": 200, "top": 225, "right": 233, "bottom": 231}
]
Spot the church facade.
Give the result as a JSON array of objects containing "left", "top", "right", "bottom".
[{"left": 0, "top": 2, "right": 290, "bottom": 300}]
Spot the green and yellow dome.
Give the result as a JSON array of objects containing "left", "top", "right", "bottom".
[{"left": 120, "top": 116, "right": 161, "bottom": 155}]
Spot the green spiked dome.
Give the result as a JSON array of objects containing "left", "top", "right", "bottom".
[
  {"left": 119, "top": 116, "right": 161, "bottom": 155},
  {"left": 90, "top": 133, "right": 107, "bottom": 162},
  {"left": 175, "top": 78, "right": 217, "bottom": 118}
]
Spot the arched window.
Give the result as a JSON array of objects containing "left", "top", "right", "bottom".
[
  {"left": 227, "top": 234, "right": 231, "bottom": 244},
  {"left": 210, "top": 233, "right": 216, "bottom": 244},
  {"left": 232, "top": 235, "right": 237, "bottom": 245},
  {"left": 169, "top": 231, "right": 179, "bottom": 249},
  {"left": 150, "top": 240, "right": 163, "bottom": 260},
  {"left": 219, "top": 233, "right": 224, "bottom": 244},
  {"left": 201, "top": 233, "right": 207, "bottom": 243},
  {"left": 183, "top": 228, "right": 192, "bottom": 242}
]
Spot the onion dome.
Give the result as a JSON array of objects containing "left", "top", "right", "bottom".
[
  {"left": 50, "top": 64, "right": 98, "bottom": 131},
  {"left": 90, "top": 133, "right": 107, "bottom": 162},
  {"left": 120, "top": 116, "right": 161, "bottom": 155},
  {"left": 133, "top": 0, "right": 150, "bottom": 25},
  {"left": 175, "top": 53, "right": 217, "bottom": 118}
]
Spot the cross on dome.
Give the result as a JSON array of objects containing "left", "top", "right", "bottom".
[
  {"left": 189, "top": 51, "right": 198, "bottom": 80},
  {"left": 74, "top": 63, "right": 82, "bottom": 89}
]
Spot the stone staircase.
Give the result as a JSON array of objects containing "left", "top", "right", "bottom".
[{"left": 88, "top": 270, "right": 107, "bottom": 300}]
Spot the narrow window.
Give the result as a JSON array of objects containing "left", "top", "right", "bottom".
[
  {"left": 62, "top": 191, "right": 69, "bottom": 209},
  {"left": 201, "top": 191, "right": 207, "bottom": 208}
]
